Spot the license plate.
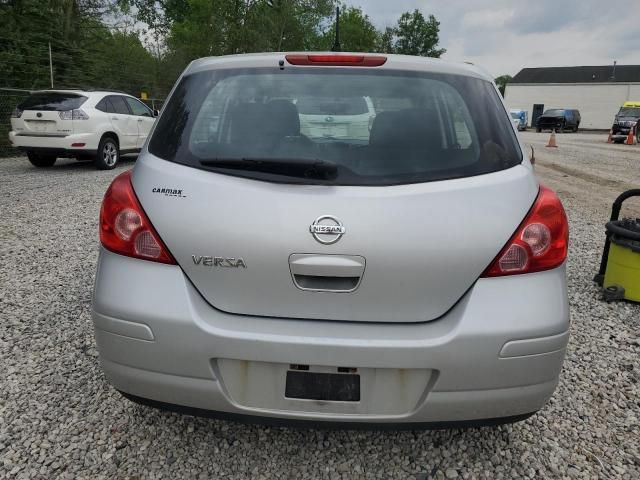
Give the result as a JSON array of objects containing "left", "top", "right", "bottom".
[
  {"left": 28, "top": 121, "right": 53, "bottom": 132},
  {"left": 285, "top": 371, "right": 360, "bottom": 402}
]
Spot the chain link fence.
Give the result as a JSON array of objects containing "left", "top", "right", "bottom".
[{"left": 1, "top": 88, "right": 30, "bottom": 157}]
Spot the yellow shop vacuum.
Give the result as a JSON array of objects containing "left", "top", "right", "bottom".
[{"left": 594, "top": 189, "right": 640, "bottom": 302}]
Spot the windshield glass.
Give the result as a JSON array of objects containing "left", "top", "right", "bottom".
[
  {"left": 510, "top": 112, "right": 520, "bottom": 119},
  {"left": 18, "top": 92, "right": 87, "bottom": 111},
  {"left": 543, "top": 109, "right": 564, "bottom": 116},
  {"left": 149, "top": 68, "right": 521, "bottom": 186},
  {"left": 618, "top": 107, "right": 640, "bottom": 118}
]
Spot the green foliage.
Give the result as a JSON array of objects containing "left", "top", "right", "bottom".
[
  {"left": 0, "top": 0, "right": 447, "bottom": 97},
  {"left": 376, "top": 27, "right": 395, "bottom": 54},
  {"left": 318, "top": 5, "right": 379, "bottom": 53},
  {"left": 387, "top": 9, "right": 446, "bottom": 57},
  {"left": 117, "top": 0, "right": 191, "bottom": 33},
  {"left": 0, "top": 0, "right": 163, "bottom": 96},
  {"left": 495, "top": 75, "right": 513, "bottom": 96}
]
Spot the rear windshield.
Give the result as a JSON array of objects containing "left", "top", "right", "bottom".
[
  {"left": 18, "top": 92, "right": 87, "bottom": 111},
  {"left": 543, "top": 109, "right": 565, "bottom": 116},
  {"left": 149, "top": 68, "right": 522, "bottom": 186}
]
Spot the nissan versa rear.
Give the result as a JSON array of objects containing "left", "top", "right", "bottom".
[{"left": 92, "top": 53, "right": 570, "bottom": 427}]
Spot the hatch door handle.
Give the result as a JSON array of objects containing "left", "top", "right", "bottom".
[{"left": 289, "top": 254, "right": 365, "bottom": 292}]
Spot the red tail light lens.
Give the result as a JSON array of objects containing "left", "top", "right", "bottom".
[
  {"left": 482, "top": 185, "right": 568, "bottom": 277},
  {"left": 285, "top": 54, "right": 387, "bottom": 67},
  {"left": 100, "top": 171, "right": 176, "bottom": 264}
]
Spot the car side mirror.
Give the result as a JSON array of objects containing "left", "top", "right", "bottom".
[{"left": 153, "top": 109, "right": 159, "bottom": 117}]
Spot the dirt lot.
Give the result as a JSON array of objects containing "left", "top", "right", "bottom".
[
  {"left": 1, "top": 133, "right": 639, "bottom": 479},
  {"left": 522, "top": 130, "right": 640, "bottom": 217}
]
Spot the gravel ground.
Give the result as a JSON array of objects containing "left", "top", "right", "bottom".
[{"left": 1, "top": 135, "right": 639, "bottom": 479}]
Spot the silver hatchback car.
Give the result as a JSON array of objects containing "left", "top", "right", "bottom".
[{"left": 92, "top": 53, "right": 570, "bottom": 428}]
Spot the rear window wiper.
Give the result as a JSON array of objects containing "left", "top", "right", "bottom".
[{"left": 198, "top": 157, "right": 338, "bottom": 180}]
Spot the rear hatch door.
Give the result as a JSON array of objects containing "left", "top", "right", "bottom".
[
  {"left": 133, "top": 62, "right": 535, "bottom": 323},
  {"left": 134, "top": 157, "right": 537, "bottom": 323},
  {"left": 19, "top": 110, "right": 72, "bottom": 137},
  {"left": 15, "top": 91, "right": 86, "bottom": 137}
]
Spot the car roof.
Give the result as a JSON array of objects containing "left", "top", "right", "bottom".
[
  {"left": 186, "top": 52, "right": 495, "bottom": 83},
  {"left": 31, "top": 89, "right": 134, "bottom": 97}
]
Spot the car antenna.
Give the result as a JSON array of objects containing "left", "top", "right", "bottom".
[{"left": 331, "top": 6, "right": 341, "bottom": 52}]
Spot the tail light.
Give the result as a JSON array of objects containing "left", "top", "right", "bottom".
[
  {"left": 100, "top": 171, "right": 176, "bottom": 264},
  {"left": 11, "top": 108, "right": 23, "bottom": 118},
  {"left": 482, "top": 185, "right": 568, "bottom": 277},
  {"left": 285, "top": 54, "right": 387, "bottom": 67},
  {"left": 59, "top": 109, "right": 89, "bottom": 120}
]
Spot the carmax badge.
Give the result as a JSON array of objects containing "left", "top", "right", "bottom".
[{"left": 309, "top": 215, "right": 346, "bottom": 245}]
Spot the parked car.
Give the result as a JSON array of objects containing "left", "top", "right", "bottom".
[
  {"left": 92, "top": 52, "right": 570, "bottom": 428},
  {"left": 297, "top": 95, "right": 375, "bottom": 143},
  {"left": 9, "top": 89, "right": 157, "bottom": 169},
  {"left": 610, "top": 101, "right": 640, "bottom": 144},
  {"left": 509, "top": 109, "right": 528, "bottom": 131},
  {"left": 536, "top": 108, "right": 581, "bottom": 133}
]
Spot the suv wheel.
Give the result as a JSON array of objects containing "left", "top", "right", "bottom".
[
  {"left": 96, "top": 136, "right": 119, "bottom": 170},
  {"left": 27, "top": 151, "right": 57, "bottom": 168},
  {"left": 573, "top": 123, "right": 579, "bottom": 133}
]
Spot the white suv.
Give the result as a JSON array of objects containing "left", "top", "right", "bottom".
[
  {"left": 297, "top": 96, "right": 376, "bottom": 143},
  {"left": 9, "top": 90, "right": 157, "bottom": 169}
]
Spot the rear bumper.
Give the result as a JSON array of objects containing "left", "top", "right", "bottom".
[
  {"left": 9, "top": 131, "right": 99, "bottom": 153},
  {"left": 119, "top": 391, "right": 537, "bottom": 430},
  {"left": 92, "top": 248, "right": 570, "bottom": 426}
]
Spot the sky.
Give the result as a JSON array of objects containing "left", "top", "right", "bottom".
[{"left": 350, "top": 0, "right": 640, "bottom": 77}]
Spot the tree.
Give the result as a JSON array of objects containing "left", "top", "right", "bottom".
[
  {"left": 117, "top": 0, "right": 191, "bottom": 33},
  {"left": 391, "top": 9, "right": 445, "bottom": 57},
  {"left": 495, "top": 75, "right": 513, "bottom": 96},
  {"left": 319, "top": 6, "right": 380, "bottom": 53},
  {"left": 0, "top": 0, "right": 158, "bottom": 92},
  {"left": 376, "top": 27, "right": 395, "bottom": 54}
]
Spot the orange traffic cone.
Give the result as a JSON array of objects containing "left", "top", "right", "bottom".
[
  {"left": 607, "top": 129, "right": 613, "bottom": 143},
  {"left": 546, "top": 130, "right": 558, "bottom": 148},
  {"left": 625, "top": 124, "right": 637, "bottom": 145}
]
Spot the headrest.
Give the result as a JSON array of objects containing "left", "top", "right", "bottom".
[
  {"left": 264, "top": 100, "right": 300, "bottom": 137},
  {"left": 369, "top": 108, "right": 442, "bottom": 149}
]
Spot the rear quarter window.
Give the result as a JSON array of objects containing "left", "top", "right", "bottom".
[
  {"left": 109, "top": 96, "right": 131, "bottom": 115},
  {"left": 96, "top": 98, "right": 115, "bottom": 113},
  {"left": 149, "top": 68, "right": 521, "bottom": 186}
]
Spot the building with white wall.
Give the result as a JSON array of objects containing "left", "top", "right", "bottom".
[{"left": 504, "top": 65, "right": 640, "bottom": 130}]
